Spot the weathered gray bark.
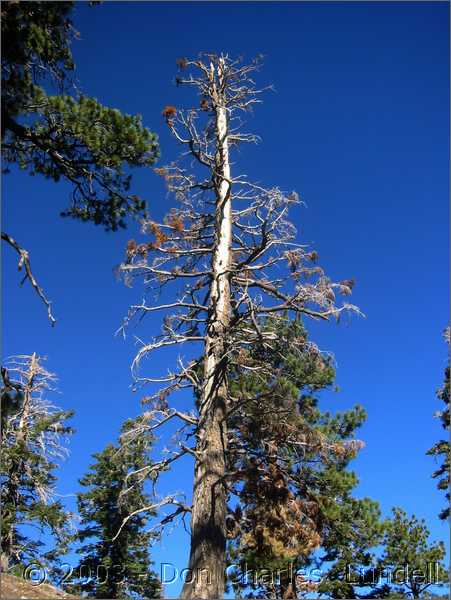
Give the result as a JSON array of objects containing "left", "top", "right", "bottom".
[{"left": 181, "top": 60, "right": 231, "bottom": 600}]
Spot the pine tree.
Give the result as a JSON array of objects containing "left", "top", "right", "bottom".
[
  {"left": 2, "top": 1, "right": 159, "bottom": 229},
  {"left": 329, "top": 509, "right": 448, "bottom": 599},
  {"left": 371, "top": 508, "right": 448, "bottom": 599},
  {"left": 427, "top": 328, "right": 450, "bottom": 521},
  {"left": 0, "top": 354, "right": 74, "bottom": 572},
  {"left": 2, "top": 1, "right": 159, "bottom": 322},
  {"left": 316, "top": 497, "right": 382, "bottom": 599},
  {"left": 74, "top": 417, "right": 161, "bottom": 599},
  {"left": 224, "top": 318, "right": 380, "bottom": 599},
  {"left": 120, "top": 54, "right": 359, "bottom": 599}
]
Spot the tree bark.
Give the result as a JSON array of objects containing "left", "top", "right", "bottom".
[{"left": 181, "top": 60, "right": 231, "bottom": 600}]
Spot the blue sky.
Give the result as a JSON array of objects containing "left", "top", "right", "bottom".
[{"left": 2, "top": 1, "right": 449, "bottom": 596}]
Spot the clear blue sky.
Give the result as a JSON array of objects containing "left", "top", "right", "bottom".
[{"left": 2, "top": 1, "right": 449, "bottom": 596}]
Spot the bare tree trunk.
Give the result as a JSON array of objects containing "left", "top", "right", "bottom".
[{"left": 181, "top": 60, "right": 232, "bottom": 600}]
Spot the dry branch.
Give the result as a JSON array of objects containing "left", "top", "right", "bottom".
[{"left": 2, "top": 232, "right": 56, "bottom": 325}]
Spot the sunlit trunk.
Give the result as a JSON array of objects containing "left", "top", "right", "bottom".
[{"left": 181, "top": 60, "right": 231, "bottom": 600}]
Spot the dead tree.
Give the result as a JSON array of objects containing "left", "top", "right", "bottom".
[
  {"left": 0, "top": 354, "right": 73, "bottom": 569},
  {"left": 119, "top": 53, "right": 359, "bottom": 599}
]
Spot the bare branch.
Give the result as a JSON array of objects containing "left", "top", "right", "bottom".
[
  {"left": 2, "top": 232, "right": 56, "bottom": 325},
  {"left": 112, "top": 495, "right": 191, "bottom": 541}
]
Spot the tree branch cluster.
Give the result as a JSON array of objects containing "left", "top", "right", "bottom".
[{"left": 117, "top": 54, "right": 361, "bottom": 536}]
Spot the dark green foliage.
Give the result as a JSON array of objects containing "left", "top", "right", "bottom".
[
  {"left": 74, "top": 417, "right": 161, "bottom": 599},
  {"left": 371, "top": 508, "right": 448, "bottom": 599},
  {"left": 226, "top": 320, "right": 449, "bottom": 599},
  {"left": 427, "top": 328, "right": 450, "bottom": 521},
  {"left": 2, "top": 1, "right": 159, "bottom": 230},
  {"left": 317, "top": 497, "right": 383, "bottom": 599},
  {"left": 1, "top": 367, "right": 23, "bottom": 437},
  {"left": 226, "top": 318, "right": 378, "bottom": 598},
  {"left": 0, "top": 355, "right": 74, "bottom": 571},
  {"left": 318, "top": 503, "right": 448, "bottom": 599}
]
